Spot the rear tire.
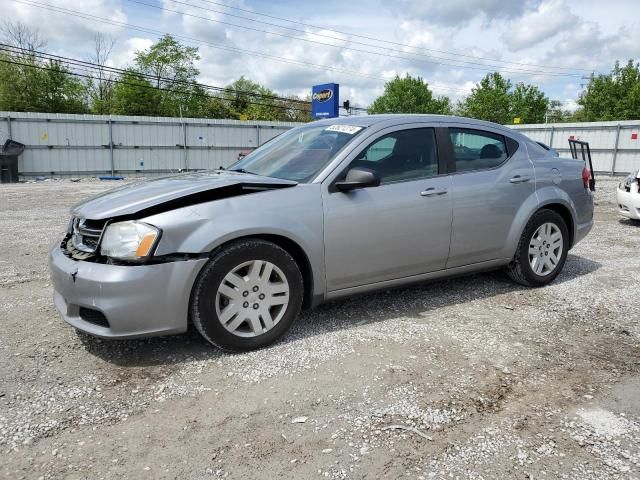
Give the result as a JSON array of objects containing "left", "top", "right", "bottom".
[
  {"left": 506, "top": 209, "right": 569, "bottom": 287},
  {"left": 191, "top": 239, "right": 303, "bottom": 351}
]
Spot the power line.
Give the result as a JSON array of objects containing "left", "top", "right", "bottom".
[
  {"left": 10, "top": 0, "right": 471, "bottom": 94},
  {"left": 0, "top": 56, "right": 312, "bottom": 116},
  {"left": 0, "top": 59, "right": 311, "bottom": 117},
  {"left": 0, "top": 43, "right": 313, "bottom": 106},
  {"left": 1, "top": 45, "right": 370, "bottom": 114},
  {"left": 183, "top": 0, "right": 596, "bottom": 74},
  {"left": 0, "top": 54, "right": 314, "bottom": 115},
  {"left": 10, "top": 0, "right": 390, "bottom": 83},
  {"left": 126, "top": 0, "right": 587, "bottom": 78}
]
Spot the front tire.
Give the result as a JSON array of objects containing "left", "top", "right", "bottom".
[
  {"left": 506, "top": 209, "right": 569, "bottom": 287},
  {"left": 191, "top": 239, "right": 304, "bottom": 351}
]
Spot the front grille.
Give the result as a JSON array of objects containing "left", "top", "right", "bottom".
[
  {"left": 72, "top": 218, "right": 106, "bottom": 253},
  {"left": 83, "top": 236, "right": 99, "bottom": 249},
  {"left": 63, "top": 217, "right": 107, "bottom": 261},
  {"left": 79, "top": 307, "right": 110, "bottom": 328}
]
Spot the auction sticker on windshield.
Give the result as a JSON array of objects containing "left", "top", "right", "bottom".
[{"left": 325, "top": 125, "right": 363, "bottom": 135}]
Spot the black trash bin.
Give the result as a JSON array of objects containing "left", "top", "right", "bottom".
[{"left": 0, "top": 140, "right": 25, "bottom": 183}]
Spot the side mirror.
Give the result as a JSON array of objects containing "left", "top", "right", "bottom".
[{"left": 335, "top": 167, "right": 381, "bottom": 192}]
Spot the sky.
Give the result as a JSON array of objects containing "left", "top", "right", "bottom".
[{"left": 1, "top": 0, "right": 639, "bottom": 111}]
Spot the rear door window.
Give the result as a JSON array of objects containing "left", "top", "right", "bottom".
[{"left": 449, "top": 128, "right": 508, "bottom": 172}]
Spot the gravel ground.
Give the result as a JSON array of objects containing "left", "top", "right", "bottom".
[{"left": 1, "top": 176, "right": 639, "bottom": 480}]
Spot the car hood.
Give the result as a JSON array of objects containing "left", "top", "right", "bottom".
[{"left": 71, "top": 171, "right": 297, "bottom": 220}]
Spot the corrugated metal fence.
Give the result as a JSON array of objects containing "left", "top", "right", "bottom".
[
  {"left": 0, "top": 112, "right": 301, "bottom": 177},
  {"left": 511, "top": 120, "right": 640, "bottom": 174},
  {"left": 1, "top": 113, "right": 638, "bottom": 177}
]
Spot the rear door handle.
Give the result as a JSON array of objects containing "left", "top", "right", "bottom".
[
  {"left": 509, "top": 175, "right": 531, "bottom": 184},
  {"left": 420, "top": 188, "right": 448, "bottom": 197}
]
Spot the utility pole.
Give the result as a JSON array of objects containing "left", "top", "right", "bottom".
[
  {"left": 179, "top": 103, "right": 188, "bottom": 171},
  {"left": 580, "top": 73, "right": 594, "bottom": 121}
]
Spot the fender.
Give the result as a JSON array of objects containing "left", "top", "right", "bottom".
[{"left": 142, "top": 184, "right": 326, "bottom": 299}]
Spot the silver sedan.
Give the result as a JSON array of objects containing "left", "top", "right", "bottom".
[{"left": 50, "top": 115, "right": 595, "bottom": 350}]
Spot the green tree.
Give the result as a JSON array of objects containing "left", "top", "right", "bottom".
[
  {"left": 1, "top": 21, "right": 46, "bottom": 112},
  {"left": 201, "top": 94, "right": 234, "bottom": 119},
  {"left": 510, "top": 82, "right": 549, "bottom": 123},
  {"left": 87, "top": 33, "right": 117, "bottom": 114},
  {"left": 0, "top": 55, "right": 88, "bottom": 113},
  {"left": 39, "top": 60, "right": 88, "bottom": 113},
  {"left": 278, "top": 95, "right": 312, "bottom": 122},
  {"left": 135, "top": 34, "right": 199, "bottom": 88},
  {"left": 457, "top": 72, "right": 513, "bottom": 123},
  {"left": 223, "top": 76, "right": 272, "bottom": 119},
  {"left": 133, "top": 34, "right": 200, "bottom": 116},
  {"left": 0, "top": 51, "right": 38, "bottom": 111},
  {"left": 545, "top": 99, "right": 575, "bottom": 123},
  {"left": 368, "top": 74, "right": 452, "bottom": 114},
  {"left": 0, "top": 22, "right": 88, "bottom": 113},
  {"left": 457, "top": 72, "right": 552, "bottom": 124},
  {"left": 576, "top": 60, "right": 640, "bottom": 121},
  {"left": 214, "top": 78, "right": 311, "bottom": 121},
  {"left": 220, "top": 76, "right": 288, "bottom": 121},
  {"left": 111, "top": 70, "right": 162, "bottom": 116}
]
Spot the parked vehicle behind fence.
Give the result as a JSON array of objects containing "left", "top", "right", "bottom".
[{"left": 50, "top": 115, "right": 594, "bottom": 350}]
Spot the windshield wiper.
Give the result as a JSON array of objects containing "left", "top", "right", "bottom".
[{"left": 228, "top": 168, "right": 256, "bottom": 175}]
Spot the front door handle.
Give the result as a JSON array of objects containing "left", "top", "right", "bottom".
[
  {"left": 509, "top": 175, "right": 531, "bottom": 184},
  {"left": 420, "top": 187, "right": 448, "bottom": 197}
]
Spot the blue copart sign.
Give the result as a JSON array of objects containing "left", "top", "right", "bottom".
[{"left": 311, "top": 83, "right": 339, "bottom": 119}]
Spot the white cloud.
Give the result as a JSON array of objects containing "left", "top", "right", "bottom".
[
  {"left": 502, "top": 0, "right": 577, "bottom": 51},
  {"left": 563, "top": 99, "right": 580, "bottom": 112},
  {"left": 2, "top": 0, "right": 127, "bottom": 49},
  {"left": 109, "top": 37, "right": 154, "bottom": 68},
  {"left": 162, "top": 0, "right": 229, "bottom": 45},
  {"left": 391, "top": 0, "right": 541, "bottom": 27},
  {"left": 540, "top": 18, "right": 640, "bottom": 75}
]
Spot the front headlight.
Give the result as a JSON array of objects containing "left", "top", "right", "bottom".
[{"left": 100, "top": 221, "right": 161, "bottom": 261}]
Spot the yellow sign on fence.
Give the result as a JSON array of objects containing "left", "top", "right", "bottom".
[{"left": 513, "top": 117, "right": 521, "bottom": 124}]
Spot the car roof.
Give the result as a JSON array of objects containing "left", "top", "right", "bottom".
[{"left": 312, "top": 114, "right": 517, "bottom": 135}]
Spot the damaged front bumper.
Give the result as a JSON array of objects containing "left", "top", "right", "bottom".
[
  {"left": 617, "top": 186, "right": 640, "bottom": 220},
  {"left": 49, "top": 245, "right": 207, "bottom": 339}
]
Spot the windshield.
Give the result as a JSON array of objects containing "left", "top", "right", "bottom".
[{"left": 228, "top": 124, "right": 366, "bottom": 182}]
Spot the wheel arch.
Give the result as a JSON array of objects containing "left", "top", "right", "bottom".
[
  {"left": 251, "top": 234, "right": 315, "bottom": 309},
  {"left": 538, "top": 202, "right": 575, "bottom": 248}
]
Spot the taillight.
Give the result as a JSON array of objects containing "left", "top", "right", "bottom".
[{"left": 582, "top": 167, "right": 591, "bottom": 189}]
